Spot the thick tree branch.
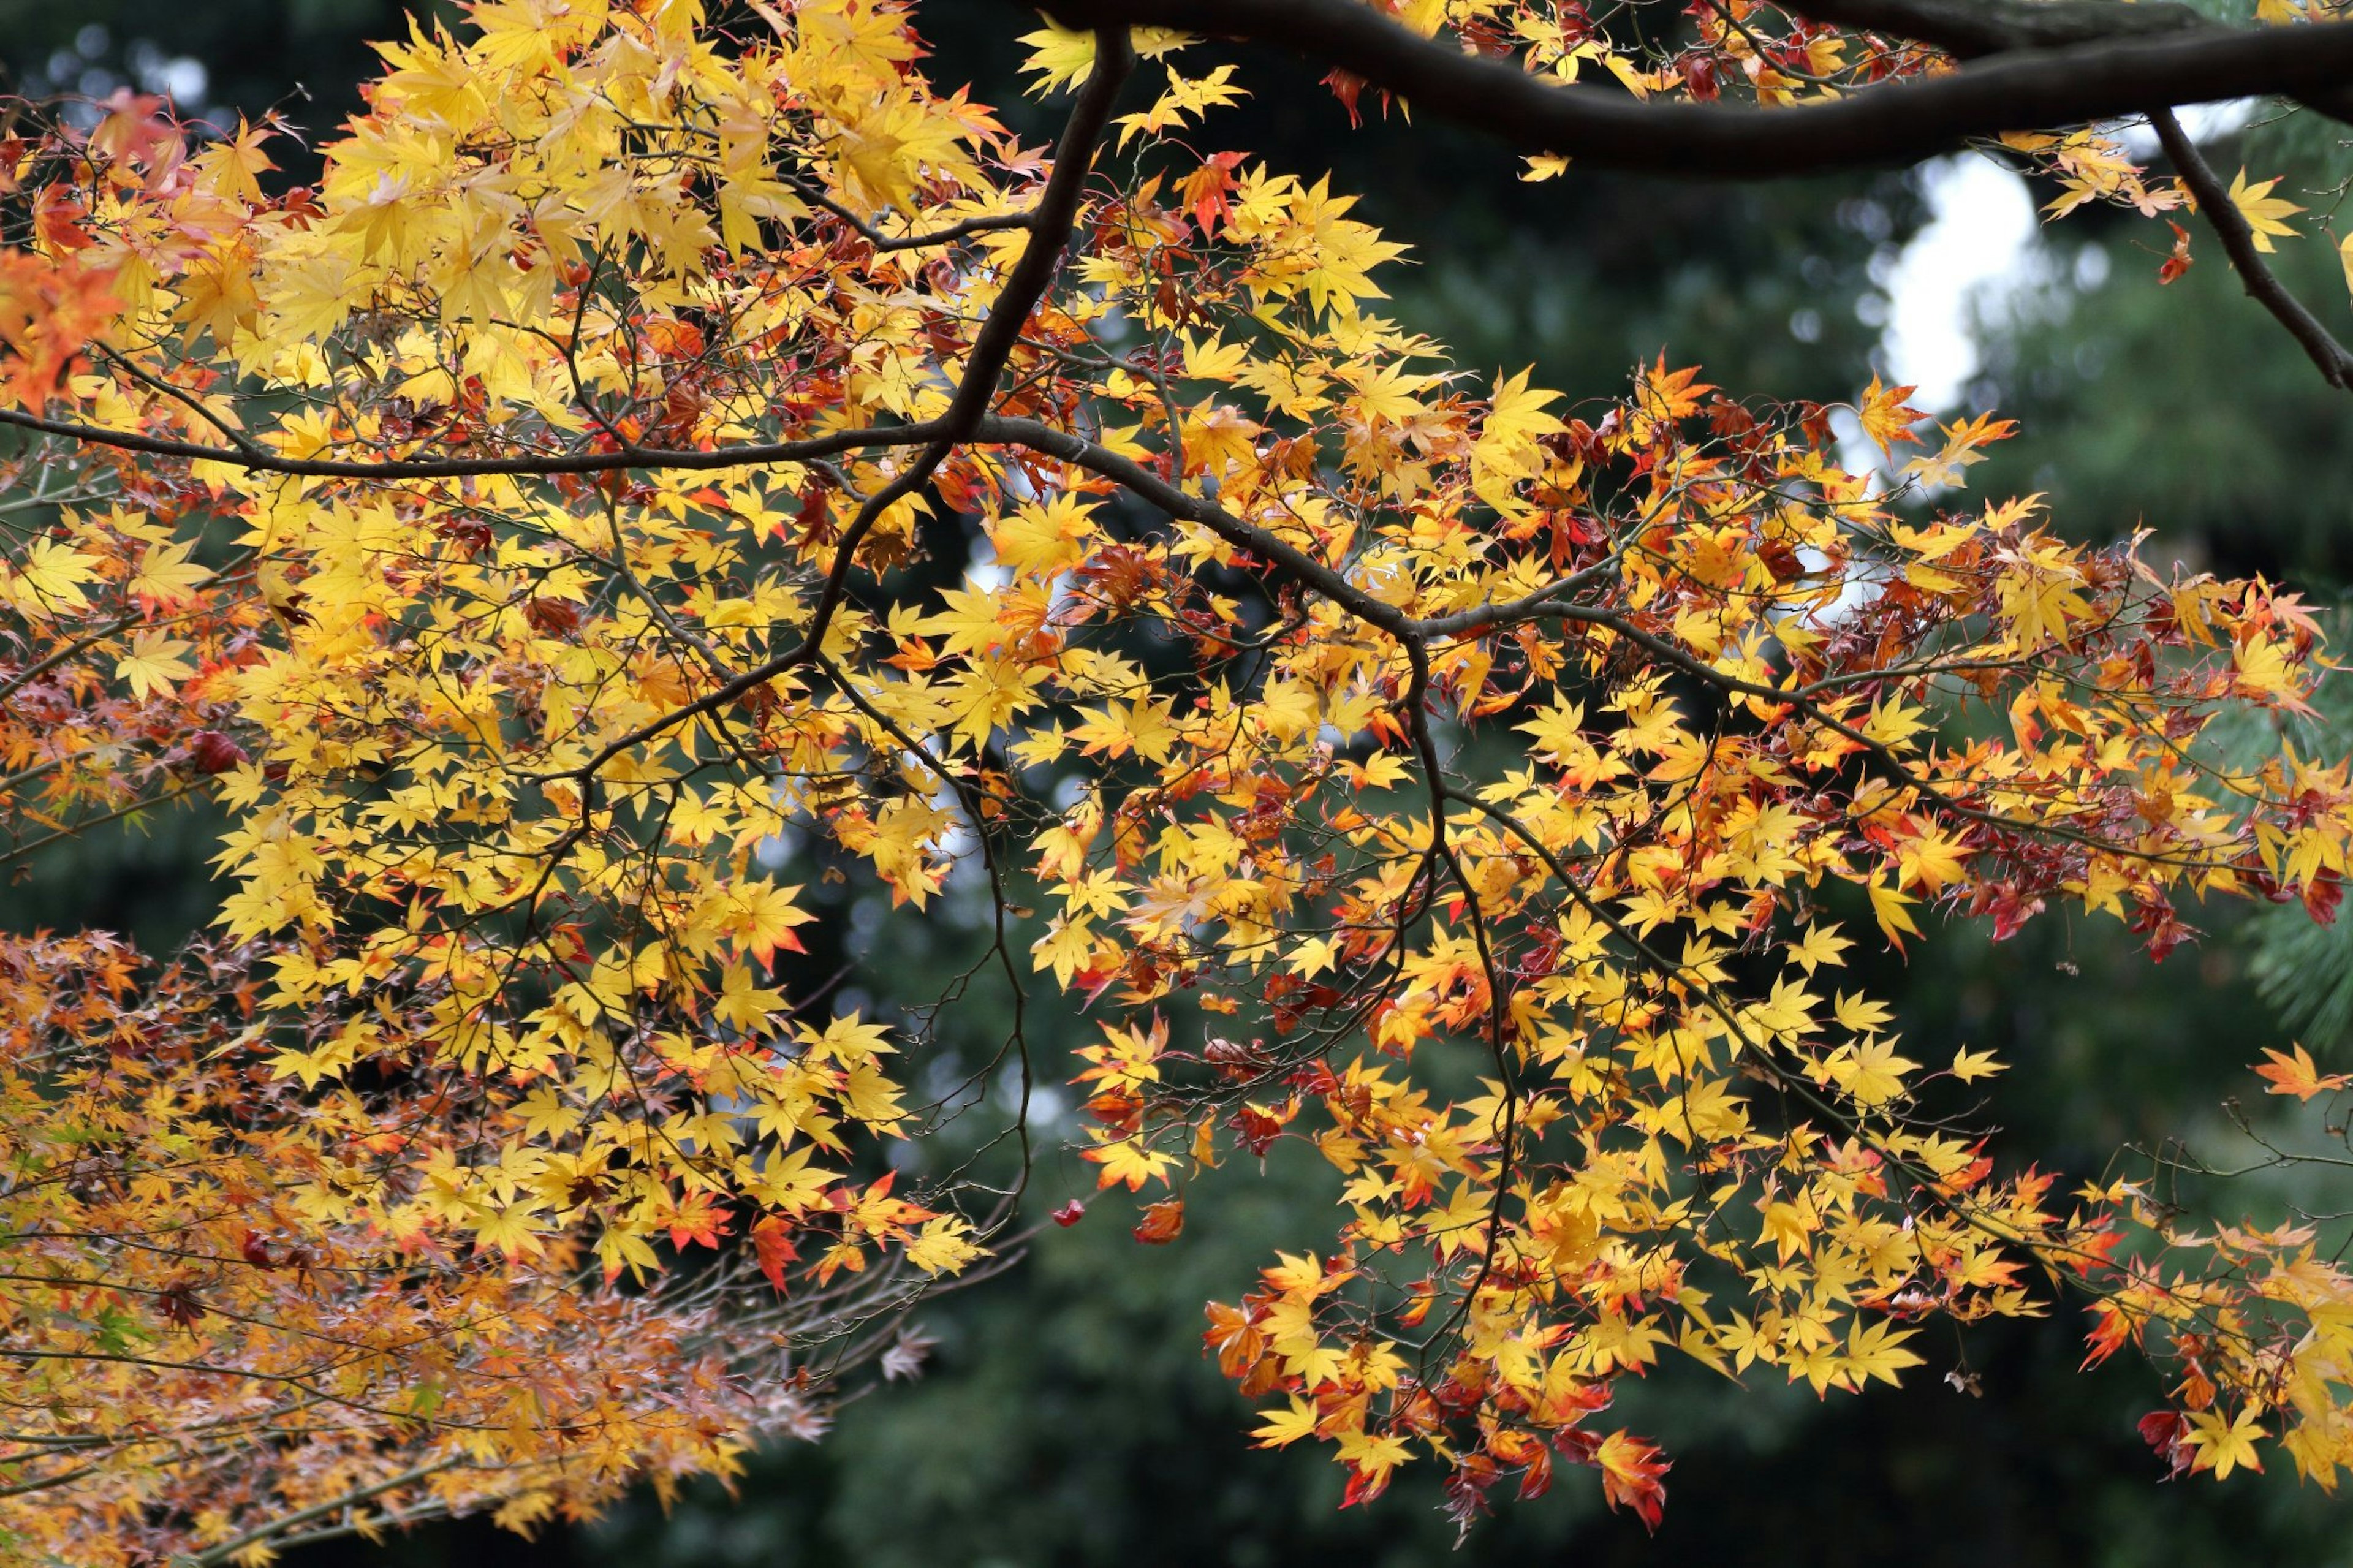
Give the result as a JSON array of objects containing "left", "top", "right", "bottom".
[
  {"left": 1791, "top": 0, "right": 2208, "bottom": 57},
  {"left": 1792, "top": 0, "right": 2353, "bottom": 121},
  {"left": 1042, "top": 0, "right": 2353, "bottom": 176},
  {"left": 2153, "top": 108, "right": 2353, "bottom": 392}
]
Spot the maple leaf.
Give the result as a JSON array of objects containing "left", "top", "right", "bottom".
[
  {"left": 1086, "top": 1137, "right": 1176, "bottom": 1192},
  {"left": 474, "top": 1202, "right": 548, "bottom": 1259},
  {"left": 1857, "top": 374, "right": 1927, "bottom": 455},
  {"left": 1018, "top": 21, "right": 1194, "bottom": 90},
  {"left": 156, "top": 1281, "right": 207, "bottom": 1331},
  {"left": 2226, "top": 169, "right": 2303, "bottom": 253},
  {"left": 1336, "top": 1430, "right": 1412, "bottom": 1505},
  {"left": 2159, "top": 221, "right": 2195, "bottom": 285},
  {"left": 1590, "top": 1432, "right": 1670, "bottom": 1532},
  {"left": 1251, "top": 1396, "right": 1321, "bottom": 1447},
  {"left": 4, "top": 537, "right": 99, "bottom": 619},
  {"left": 597, "top": 1225, "right": 663, "bottom": 1286},
  {"left": 127, "top": 542, "right": 212, "bottom": 605},
  {"left": 2182, "top": 1406, "right": 2267, "bottom": 1480},
  {"left": 1116, "top": 64, "right": 1248, "bottom": 150},
  {"left": 1949, "top": 1047, "right": 2006, "bottom": 1084},
  {"left": 752, "top": 1215, "right": 800, "bottom": 1293},
  {"left": 115, "top": 631, "right": 198, "bottom": 700},
  {"left": 1785, "top": 923, "right": 1852, "bottom": 975},
  {"left": 665, "top": 1191, "right": 733, "bottom": 1251},
  {"left": 1868, "top": 882, "right": 1924, "bottom": 952},
  {"left": 881, "top": 1325, "right": 937, "bottom": 1381},
  {"left": 1132, "top": 1197, "right": 1186, "bottom": 1244},
  {"left": 1841, "top": 1319, "right": 1924, "bottom": 1388},
  {"left": 904, "top": 1216, "right": 982, "bottom": 1274},
  {"left": 2253, "top": 1044, "right": 2351, "bottom": 1102},
  {"left": 1176, "top": 151, "right": 1247, "bottom": 237},
  {"left": 1637, "top": 355, "right": 1714, "bottom": 421}
]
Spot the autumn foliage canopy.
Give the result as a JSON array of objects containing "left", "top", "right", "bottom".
[{"left": 6, "top": 0, "right": 2353, "bottom": 1559}]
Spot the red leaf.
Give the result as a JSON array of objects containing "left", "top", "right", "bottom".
[
  {"left": 752, "top": 1214, "right": 799, "bottom": 1293},
  {"left": 2158, "top": 222, "right": 2194, "bottom": 284},
  {"left": 523, "top": 597, "right": 581, "bottom": 637},
  {"left": 157, "top": 1281, "right": 206, "bottom": 1330},
  {"left": 2303, "top": 868, "right": 2343, "bottom": 926},
  {"left": 1322, "top": 69, "right": 1367, "bottom": 128},
  {"left": 2139, "top": 1409, "right": 2194, "bottom": 1478},
  {"left": 189, "top": 731, "right": 249, "bottom": 775}
]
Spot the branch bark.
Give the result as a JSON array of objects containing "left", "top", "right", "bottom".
[
  {"left": 2153, "top": 108, "right": 2353, "bottom": 391},
  {"left": 1040, "top": 0, "right": 2353, "bottom": 176},
  {"left": 1792, "top": 0, "right": 2211, "bottom": 56},
  {"left": 1791, "top": 0, "right": 2353, "bottom": 121},
  {"left": 0, "top": 402, "right": 944, "bottom": 480}
]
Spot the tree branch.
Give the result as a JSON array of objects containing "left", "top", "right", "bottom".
[
  {"left": 975, "top": 414, "right": 1419, "bottom": 640},
  {"left": 2153, "top": 107, "right": 2353, "bottom": 392},
  {"left": 1790, "top": 0, "right": 2353, "bottom": 122},
  {"left": 550, "top": 30, "right": 1137, "bottom": 786},
  {"left": 1790, "top": 0, "right": 2209, "bottom": 57},
  {"left": 779, "top": 172, "right": 1037, "bottom": 252},
  {"left": 173, "top": 1459, "right": 463, "bottom": 1568},
  {"left": 0, "top": 403, "right": 949, "bottom": 480},
  {"left": 1041, "top": 0, "right": 2353, "bottom": 176}
]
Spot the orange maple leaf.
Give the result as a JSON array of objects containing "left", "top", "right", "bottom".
[
  {"left": 1132, "top": 1197, "right": 1186, "bottom": 1244},
  {"left": 1858, "top": 374, "right": 1927, "bottom": 455},
  {"left": 2253, "top": 1044, "right": 2351, "bottom": 1101}
]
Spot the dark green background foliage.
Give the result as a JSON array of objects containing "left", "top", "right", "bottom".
[{"left": 4, "top": 2, "right": 2350, "bottom": 1561}]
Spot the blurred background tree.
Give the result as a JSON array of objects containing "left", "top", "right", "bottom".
[{"left": 1, "top": 2, "right": 2347, "bottom": 1561}]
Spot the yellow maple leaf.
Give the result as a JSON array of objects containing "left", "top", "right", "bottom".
[
  {"left": 1251, "top": 1396, "right": 1321, "bottom": 1447},
  {"left": 1842, "top": 1319, "right": 1924, "bottom": 1388},
  {"left": 5, "top": 537, "right": 100, "bottom": 620},
  {"left": 1083, "top": 1135, "right": 1176, "bottom": 1191},
  {"left": 2227, "top": 169, "right": 2303, "bottom": 254},
  {"left": 1786, "top": 922, "right": 1852, "bottom": 975},
  {"left": 127, "top": 542, "right": 213, "bottom": 605},
  {"left": 1115, "top": 64, "right": 1248, "bottom": 150},
  {"left": 1949, "top": 1046, "right": 2006, "bottom": 1083},
  {"left": 1857, "top": 374, "right": 1926, "bottom": 455},
  {"left": 1868, "top": 882, "right": 1924, "bottom": 950},
  {"left": 2183, "top": 1406, "right": 2267, "bottom": 1479},
  {"left": 904, "top": 1216, "right": 982, "bottom": 1275},
  {"left": 116, "top": 631, "right": 198, "bottom": 700},
  {"left": 471, "top": 1200, "right": 548, "bottom": 1260},
  {"left": 1831, "top": 991, "right": 1894, "bottom": 1034},
  {"left": 1827, "top": 1036, "right": 1920, "bottom": 1107}
]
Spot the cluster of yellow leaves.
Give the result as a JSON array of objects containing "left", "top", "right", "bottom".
[{"left": 0, "top": 0, "right": 2348, "bottom": 1553}]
